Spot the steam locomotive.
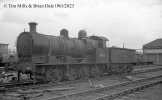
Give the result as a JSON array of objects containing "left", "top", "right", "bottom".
[{"left": 15, "top": 22, "right": 136, "bottom": 82}]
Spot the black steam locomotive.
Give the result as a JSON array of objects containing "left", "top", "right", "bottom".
[{"left": 15, "top": 22, "right": 136, "bottom": 82}]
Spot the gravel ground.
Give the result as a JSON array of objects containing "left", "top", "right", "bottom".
[
  {"left": 34, "top": 70, "right": 162, "bottom": 100},
  {"left": 114, "top": 83, "right": 162, "bottom": 100},
  {"left": 0, "top": 66, "right": 162, "bottom": 100}
]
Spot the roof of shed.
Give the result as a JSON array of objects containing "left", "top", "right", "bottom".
[
  {"left": 143, "top": 38, "right": 162, "bottom": 49},
  {"left": 0, "top": 43, "right": 9, "bottom": 45}
]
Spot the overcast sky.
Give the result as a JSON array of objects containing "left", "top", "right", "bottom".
[{"left": 0, "top": 0, "right": 162, "bottom": 50}]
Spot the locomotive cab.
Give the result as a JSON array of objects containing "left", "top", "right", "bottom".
[{"left": 88, "top": 36, "right": 108, "bottom": 48}]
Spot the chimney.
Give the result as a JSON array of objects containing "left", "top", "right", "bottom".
[{"left": 29, "top": 22, "right": 37, "bottom": 33}]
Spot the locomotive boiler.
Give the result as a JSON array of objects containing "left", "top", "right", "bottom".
[{"left": 15, "top": 22, "right": 136, "bottom": 82}]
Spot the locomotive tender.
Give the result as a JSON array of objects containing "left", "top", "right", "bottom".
[{"left": 15, "top": 22, "right": 136, "bottom": 82}]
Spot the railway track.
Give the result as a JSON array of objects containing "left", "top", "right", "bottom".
[
  {"left": 0, "top": 66, "right": 162, "bottom": 90},
  {"left": 134, "top": 64, "right": 160, "bottom": 68},
  {"left": 132, "top": 66, "right": 162, "bottom": 75},
  {"left": 0, "top": 66, "right": 162, "bottom": 100},
  {"left": 43, "top": 73, "right": 162, "bottom": 100}
]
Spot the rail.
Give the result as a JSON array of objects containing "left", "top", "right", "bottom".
[
  {"left": 44, "top": 74, "right": 162, "bottom": 100},
  {"left": 0, "top": 67, "right": 162, "bottom": 90}
]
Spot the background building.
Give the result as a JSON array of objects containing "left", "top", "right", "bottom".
[
  {"left": 143, "top": 38, "right": 162, "bottom": 64},
  {"left": 0, "top": 43, "right": 9, "bottom": 56},
  {"left": 0, "top": 44, "right": 9, "bottom": 66}
]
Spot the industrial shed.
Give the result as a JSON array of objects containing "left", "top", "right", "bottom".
[
  {"left": 143, "top": 38, "right": 162, "bottom": 64},
  {"left": 0, "top": 44, "right": 8, "bottom": 55},
  {"left": 0, "top": 44, "right": 9, "bottom": 65}
]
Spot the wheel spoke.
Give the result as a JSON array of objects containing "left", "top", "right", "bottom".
[
  {"left": 79, "top": 65, "right": 90, "bottom": 79},
  {"left": 66, "top": 66, "right": 78, "bottom": 81},
  {"left": 46, "top": 67, "right": 63, "bottom": 82},
  {"left": 91, "top": 65, "right": 100, "bottom": 78},
  {"left": 126, "top": 65, "right": 133, "bottom": 74}
]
